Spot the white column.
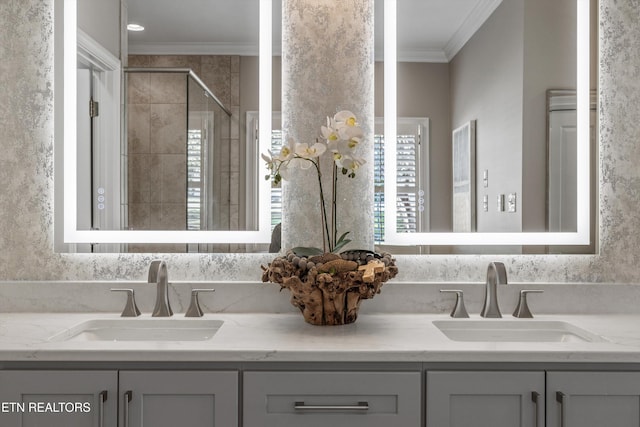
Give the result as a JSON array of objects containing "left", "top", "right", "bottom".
[{"left": 281, "top": 0, "right": 375, "bottom": 252}]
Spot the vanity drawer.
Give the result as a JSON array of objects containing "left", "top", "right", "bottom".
[{"left": 243, "top": 371, "right": 421, "bottom": 427}]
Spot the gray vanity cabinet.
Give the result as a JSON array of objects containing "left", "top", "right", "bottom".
[
  {"left": 547, "top": 372, "right": 640, "bottom": 427},
  {"left": 426, "top": 371, "right": 544, "bottom": 427},
  {"left": 119, "top": 371, "right": 238, "bottom": 427},
  {"left": 243, "top": 371, "right": 421, "bottom": 427},
  {"left": 0, "top": 370, "right": 118, "bottom": 427}
]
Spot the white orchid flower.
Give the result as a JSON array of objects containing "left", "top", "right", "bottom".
[
  {"left": 295, "top": 142, "right": 327, "bottom": 159},
  {"left": 334, "top": 110, "right": 357, "bottom": 127},
  {"left": 337, "top": 122, "right": 364, "bottom": 140},
  {"left": 277, "top": 139, "right": 295, "bottom": 161},
  {"left": 289, "top": 156, "right": 313, "bottom": 170},
  {"left": 321, "top": 121, "right": 339, "bottom": 143},
  {"left": 261, "top": 151, "right": 274, "bottom": 165},
  {"left": 337, "top": 155, "right": 366, "bottom": 172}
]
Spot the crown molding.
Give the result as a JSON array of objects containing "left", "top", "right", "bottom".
[{"left": 444, "top": 0, "right": 503, "bottom": 61}]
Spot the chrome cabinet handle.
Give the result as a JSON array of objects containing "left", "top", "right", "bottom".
[
  {"left": 294, "top": 401, "right": 369, "bottom": 411},
  {"left": 531, "top": 391, "right": 540, "bottom": 427},
  {"left": 98, "top": 391, "right": 107, "bottom": 427},
  {"left": 124, "top": 390, "right": 132, "bottom": 427},
  {"left": 556, "top": 391, "right": 566, "bottom": 427}
]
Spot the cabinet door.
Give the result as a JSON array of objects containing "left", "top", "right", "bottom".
[
  {"left": 426, "top": 371, "right": 544, "bottom": 427},
  {"left": 0, "top": 370, "right": 117, "bottom": 427},
  {"left": 547, "top": 372, "right": 640, "bottom": 427},
  {"left": 119, "top": 371, "right": 237, "bottom": 427},
  {"left": 244, "top": 371, "right": 421, "bottom": 427}
]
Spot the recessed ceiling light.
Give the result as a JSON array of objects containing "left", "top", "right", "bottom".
[{"left": 127, "top": 23, "right": 145, "bottom": 32}]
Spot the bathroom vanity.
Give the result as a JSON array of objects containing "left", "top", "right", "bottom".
[{"left": 2, "top": 312, "right": 640, "bottom": 427}]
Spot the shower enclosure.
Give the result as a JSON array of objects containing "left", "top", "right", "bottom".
[{"left": 124, "top": 68, "right": 232, "bottom": 251}]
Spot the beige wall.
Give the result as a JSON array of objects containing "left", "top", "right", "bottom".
[
  {"left": 450, "top": 0, "right": 525, "bottom": 234},
  {"left": 77, "top": 0, "right": 120, "bottom": 57}
]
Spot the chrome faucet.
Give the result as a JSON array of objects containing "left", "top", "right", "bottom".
[
  {"left": 480, "top": 262, "right": 508, "bottom": 318},
  {"left": 148, "top": 260, "right": 173, "bottom": 317}
]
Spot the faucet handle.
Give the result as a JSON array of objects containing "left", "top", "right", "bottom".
[
  {"left": 440, "top": 290, "right": 469, "bottom": 318},
  {"left": 512, "top": 290, "right": 544, "bottom": 318},
  {"left": 111, "top": 288, "right": 141, "bottom": 317},
  {"left": 185, "top": 289, "right": 215, "bottom": 317}
]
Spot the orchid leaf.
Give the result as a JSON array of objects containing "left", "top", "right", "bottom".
[
  {"left": 332, "top": 232, "right": 352, "bottom": 253},
  {"left": 336, "top": 231, "right": 350, "bottom": 243},
  {"left": 291, "top": 246, "right": 324, "bottom": 257}
]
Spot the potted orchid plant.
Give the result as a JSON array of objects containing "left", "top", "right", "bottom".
[{"left": 262, "top": 110, "right": 366, "bottom": 255}]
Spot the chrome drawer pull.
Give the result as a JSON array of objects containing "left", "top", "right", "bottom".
[
  {"left": 98, "top": 391, "right": 107, "bottom": 427},
  {"left": 294, "top": 401, "right": 369, "bottom": 411},
  {"left": 124, "top": 390, "right": 132, "bottom": 427},
  {"left": 531, "top": 391, "right": 540, "bottom": 427},
  {"left": 556, "top": 391, "right": 566, "bottom": 427}
]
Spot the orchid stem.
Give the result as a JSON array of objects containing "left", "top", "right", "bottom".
[
  {"left": 331, "top": 164, "right": 337, "bottom": 249},
  {"left": 312, "top": 159, "right": 332, "bottom": 252}
]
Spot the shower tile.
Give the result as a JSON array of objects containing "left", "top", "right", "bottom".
[
  {"left": 229, "top": 139, "right": 240, "bottom": 172},
  {"left": 217, "top": 138, "right": 231, "bottom": 173},
  {"left": 148, "top": 154, "right": 163, "bottom": 203},
  {"left": 231, "top": 72, "right": 240, "bottom": 106},
  {"left": 219, "top": 172, "right": 231, "bottom": 203},
  {"left": 230, "top": 106, "right": 240, "bottom": 139},
  {"left": 229, "top": 204, "right": 239, "bottom": 230},
  {"left": 127, "top": 104, "right": 150, "bottom": 154},
  {"left": 128, "top": 55, "right": 150, "bottom": 67},
  {"left": 149, "top": 73, "right": 187, "bottom": 104},
  {"left": 149, "top": 203, "right": 186, "bottom": 230},
  {"left": 127, "top": 154, "right": 151, "bottom": 204},
  {"left": 128, "top": 203, "right": 150, "bottom": 230},
  {"left": 229, "top": 172, "right": 240, "bottom": 206},
  {"left": 219, "top": 115, "right": 231, "bottom": 139},
  {"left": 160, "top": 154, "right": 186, "bottom": 204},
  {"left": 201, "top": 55, "right": 231, "bottom": 106},
  {"left": 231, "top": 56, "right": 240, "bottom": 73},
  {"left": 150, "top": 104, "right": 187, "bottom": 154},
  {"left": 127, "top": 73, "right": 150, "bottom": 104}
]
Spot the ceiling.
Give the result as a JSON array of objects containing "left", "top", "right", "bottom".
[{"left": 127, "top": 0, "right": 502, "bottom": 62}]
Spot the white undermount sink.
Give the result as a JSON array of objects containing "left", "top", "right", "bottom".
[
  {"left": 433, "top": 319, "right": 606, "bottom": 343},
  {"left": 48, "top": 318, "right": 224, "bottom": 342}
]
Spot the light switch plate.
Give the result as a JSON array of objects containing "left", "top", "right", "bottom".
[{"left": 508, "top": 193, "right": 517, "bottom": 213}]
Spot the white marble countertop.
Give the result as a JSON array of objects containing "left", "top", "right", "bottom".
[{"left": 2, "top": 313, "right": 640, "bottom": 364}]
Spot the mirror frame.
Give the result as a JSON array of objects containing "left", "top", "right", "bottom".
[
  {"left": 58, "top": 0, "right": 272, "bottom": 245},
  {"left": 383, "top": 0, "right": 592, "bottom": 246}
]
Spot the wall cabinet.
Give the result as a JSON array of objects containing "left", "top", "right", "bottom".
[
  {"left": 547, "top": 372, "right": 640, "bottom": 427},
  {"left": 243, "top": 371, "right": 422, "bottom": 427},
  {"left": 0, "top": 370, "right": 237, "bottom": 427},
  {"left": 426, "top": 371, "right": 544, "bottom": 427}
]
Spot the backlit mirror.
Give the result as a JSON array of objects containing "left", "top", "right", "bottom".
[
  {"left": 382, "top": 0, "right": 596, "bottom": 252},
  {"left": 58, "top": 0, "right": 273, "bottom": 252}
]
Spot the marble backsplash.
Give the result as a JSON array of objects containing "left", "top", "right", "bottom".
[
  {"left": 0, "top": 0, "right": 640, "bottom": 285},
  {"left": 2, "top": 280, "right": 640, "bottom": 316}
]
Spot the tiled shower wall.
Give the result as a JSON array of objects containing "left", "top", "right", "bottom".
[{"left": 125, "top": 55, "right": 241, "bottom": 252}]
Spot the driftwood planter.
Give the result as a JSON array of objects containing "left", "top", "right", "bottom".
[{"left": 261, "top": 250, "right": 398, "bottom": 325}]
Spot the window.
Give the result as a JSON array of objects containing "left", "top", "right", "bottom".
[{"left": 374, "top": 118, "right": 429, "bottom": 244}]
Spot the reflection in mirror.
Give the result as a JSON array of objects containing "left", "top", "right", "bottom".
[
  {"left": 62, "top": 0, "right": 273, "bottom": 252},
  {"left": 383, "top": 0, "right": 596, "bottom": 253}
]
